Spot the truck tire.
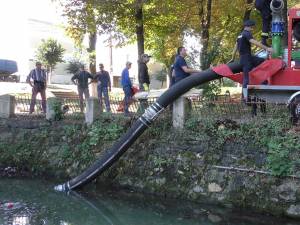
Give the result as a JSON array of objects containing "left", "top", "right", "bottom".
[{"left": 289, "top": 96, "right": 300, "bottom": 125}]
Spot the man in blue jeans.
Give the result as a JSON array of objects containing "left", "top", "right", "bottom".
[
  {"left": 121, "top": 62, "right": 132, "bottom": 115},
  {"left": 95, "top": 63, "right": 111, "bottom": 112}
]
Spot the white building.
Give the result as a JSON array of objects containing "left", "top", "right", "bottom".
[{"left": 0, "top": 0, "right": 165, "bottom": 88}]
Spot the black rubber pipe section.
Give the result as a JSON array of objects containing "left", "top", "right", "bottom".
[
  {"left": 294, "top": 21, "right": 300, "bottom": 41},
  {"left": 54, "top": 62, "right": 242, "bottom": 192}
]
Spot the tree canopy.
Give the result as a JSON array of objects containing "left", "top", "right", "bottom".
[
  {"left": 35, "top": 38, "right": 65, "bottom": 72},
  {"left": 58, "top": 0, "right": 297, "bottom": 70}
]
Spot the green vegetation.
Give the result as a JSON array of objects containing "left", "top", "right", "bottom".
[
  {"left": 66, "top": 59, "right": 85, "bottom": 75},
  {"left": 35, "top": 38, "right": 65, "bottom": 83},
  {"left": 185, "top": 114, "right": 300, "bottom": 176},
  {"left": 51, "top": 98, "right": 63, "bottom": 121},
  {"left": 35, "top": 38, "right": 65, "bottom": 72},
  {"left": 53, "top": 0, "right": 298, "bottom": 95},
  {"left": 154, "top": 67, "right": 167, "bottom": 88},
  {"left": 0, "top": 109, "right": 299, "bottom": 178},
  {"left": 1, "top": 108, "right": 300, "bottom": 217},
  {"left": 0, "top": 114, "right": 128, "bottom": 177}
]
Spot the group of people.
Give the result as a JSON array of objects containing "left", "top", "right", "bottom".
[
  {"left": 27, "top": 0, "right": 274, "bottom": 114},
  {"left": 71, "top": 64, "right": 112, "bottom": 113},
  {"left": 169, "top": 0, "right": 274, "bottom": 100},
  {"left": 27, "top": 54, "right": 152, "bottom": 115},
  {"left": 27, "top": 62, "right": 112, "bottom": 114},
  {"left": 121, "top": 53, "right": 151, "bottom": 115}
]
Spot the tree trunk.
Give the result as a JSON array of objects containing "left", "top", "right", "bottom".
[
  {"left": 243, "top": 0, "right": 254, "bottom": 21},
  {"left": 88, "top": 31, "right": 97, "bottom": 74},
  {"left": 109, "top": 34, "right": 113, "bottom": 74},
  {"left": 47, "top": 66, "right": 52, "bottom": 85},
  {"left": 199, "top": 0, "right": 212, "bottom": 70},
  {"left": 135, "top": 0, "right": 145, "bottom": 60},
  {"left": 88, "top": 31, "right": 97, "bottom": 97}
]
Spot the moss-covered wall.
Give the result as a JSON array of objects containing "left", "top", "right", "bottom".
[{"left": 1, "top": 114, "right": 300, "bottom": 218}]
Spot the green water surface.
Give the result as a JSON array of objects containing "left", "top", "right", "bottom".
[{"left": 0, "top": 179, "right": 298, "bottom": 225}]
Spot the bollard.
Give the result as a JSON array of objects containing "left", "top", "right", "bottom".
[
  {"left": 0, "top": 95, "right": 15, "bottom": 118},
  {"left": 46, "top": 97, "right": 62, "bottom": 120},
  {"left": 85, "top": 97, "right": 101, "bottom": 125},
  {"left": 172, "top": 96, "right": 190, "bottom": 129},
  {"left": 172, "top": 89, "right": 202, "bottom": 129}
]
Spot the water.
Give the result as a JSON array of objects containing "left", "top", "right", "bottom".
[{"left": 0, "top": 179, "right": 298, "bottom": 225}]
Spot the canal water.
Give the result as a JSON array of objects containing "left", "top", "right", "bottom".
[{"left": 0, "top": 178, "right": 298, "bottom": 225}]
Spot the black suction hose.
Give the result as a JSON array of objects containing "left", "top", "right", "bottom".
[
  {"left": 294, "top": 21, "right": 300, "bottom": 42},
  {"left": 54, "top": 62, "right": 242, "bottom": 192}
]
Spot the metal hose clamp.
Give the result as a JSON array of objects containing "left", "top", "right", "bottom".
[{"left": 139, "top": 102, "right": 164, "bottom": 126}]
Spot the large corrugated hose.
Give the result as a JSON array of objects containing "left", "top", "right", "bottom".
[{"left": 54, "top": 62, "right": 243, "bottom": 192}]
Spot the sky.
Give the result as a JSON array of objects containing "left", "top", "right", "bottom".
[
  {"left": 0, "top": 0, "right": 62, "bottom": 58},
  {"left": 0, "top": 0, "right": 63, "bottom": 75},
  {"left": 0, "top": 0, "right": 137, "bottom": 79}
]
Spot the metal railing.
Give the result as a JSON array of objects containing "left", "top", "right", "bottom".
[
  {"left": 13, "top": 94, "right": 290, "bottom": 121},
  {"left": 15, "top": 95, "right": 42, "bottom": 114},
  {"left": 189, "top": 96, "right": 289, "bottom": 121}
]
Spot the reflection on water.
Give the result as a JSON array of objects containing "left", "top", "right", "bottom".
[
  {"left": 12, "top": 216, "right": 29, "bottom": 225},
  {"left": 0, "top": 178, "right": 298, "bottom": 225}
]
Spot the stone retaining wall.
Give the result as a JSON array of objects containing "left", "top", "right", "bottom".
[{"left": 0, "top": 116, "right": 300, "bottom": 219}]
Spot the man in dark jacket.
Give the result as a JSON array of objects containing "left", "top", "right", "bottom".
[
  {"left": 231, "top": 20, "right": 273, "bottom": 99},
  {"left": 95, "top": 63, "right": 111, "bottom": 112},
  {"left": 138, "top": 53, "right": 151, "bottom": 91},
  {"left": 137, "top": 53, "right": 152, "bottom": 113},
  {"left": 174, "top": 47, "right": 201, "bottom": 83},
  {"left": 71, "top": 65, "right": 94, "bottom": 113},
  {"left": 255, "top": 0, "right": 272, "bottom": 45}
]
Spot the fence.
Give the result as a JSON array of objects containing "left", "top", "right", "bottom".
[
  {"left": 12, "top": 94, "right": 290, "bottom": 122},
  {"left": 190, "top": 96, "right": 289, "bottom": 120},
  {"left": 14, "top": 95, "right": 159, "bottom": 115}
]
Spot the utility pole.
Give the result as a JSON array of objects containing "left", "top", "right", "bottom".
[{"left": 109, "top": 34, "right": 113, "bottom": 75}]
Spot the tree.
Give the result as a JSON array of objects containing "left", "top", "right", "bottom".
[
  {"left": 58, "top": 0, "right": 295, "bottom": 79},
  {"left": 198, "top": 0, "right": 212, "bottom": 70},
  {"left": 243, "top": 0, "right": 254, "bottom": 22},
  {"left": 135, "top": 0, "right": 145, "bottom": 58},
  {"left": 66, "top": 59, "right": 85, "bottom": 75},
  {"left": 35, "top": 38, "right": 65, "bottom": 84},
  {"left": 59, "top": 0, "right": 98, "bottom": 74},
  {"left": 144, "top": 0, "right": 189, "bottom": 69},
  {"left": 155, "top": 67, "right": 167, "bottom": 88}
]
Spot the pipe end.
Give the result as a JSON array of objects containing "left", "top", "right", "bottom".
[
  {"left": 54, "top": 184, "right": 68, "bottom": 192},
  {"left": 270, "top": 0, "right": 284, "bottom": 12}
]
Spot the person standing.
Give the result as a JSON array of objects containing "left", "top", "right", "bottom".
[
  {"left": 138, "top": 53, "right": 151, "bottom": 91},
  {"left": 231, "top": 20, "right": 273, "bottom": 99},
  {"left": 95, "top": 63, "right": 111, "bottom": 112},
  {"left": 27, "top": 62, "right": 47, "bottom": 114},
  {"left": 173, "top": 47, "right": 201, "bottom": 83},
  {"left": 138, "top": 53, "right": 152, "bottom": 112},
  {"left": 168, "top": 64, "right": 176, "bottom": 88},
  {"left": 255, "top": 0, "right": 272, "bottom": 45},
  {"left": 168, "top": 54, "right": 177, "bottom": 88},
  {"left": 121, "top": 62, "right": 133, "bottom": 115},
  {"left": 71, "top": 65, "right": 94, "bottom": 113}
]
